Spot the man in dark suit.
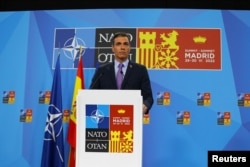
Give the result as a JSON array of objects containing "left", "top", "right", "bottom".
[{"left": 90, "top": 32, "right": 154, "bottom": 114}]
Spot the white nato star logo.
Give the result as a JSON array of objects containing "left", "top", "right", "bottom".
[
  {"left": 43, "top": 104, "right": 64, "bottom": 162},
  {"left": 20, "top": 109, "right": 26, "bottom": 116},
  {"left": 44, "top": 104, "right": 63, "bottom": 142},
  {"left": 238, "top": 93, "right": 244, "bottom": 100},
  {"left": 91, "top": 110, "right": 104, "bottom": 124},
  {"left": 63, "top": 34, "right": 86, "bottom": 67}
]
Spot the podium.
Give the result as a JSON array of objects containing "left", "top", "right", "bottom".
[{"left": 76, "top": 90, "right": 143, "bottom": 167}]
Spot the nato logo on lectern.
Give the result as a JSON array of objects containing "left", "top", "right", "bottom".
[{"left": 85, "top": 104, "right": 134, "bottom": 153}]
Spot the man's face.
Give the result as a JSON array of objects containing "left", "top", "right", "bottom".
[{"left": 112, "top": 36, "right": 131, "bottom": 62}]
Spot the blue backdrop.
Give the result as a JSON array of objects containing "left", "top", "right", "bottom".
[{"left": 0, "top": 9, "right": 250, "bottom": 167}]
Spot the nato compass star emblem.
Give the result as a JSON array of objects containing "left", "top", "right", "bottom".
[
  {"left": 43, "top": 104, "right": 64, "bottom": 161},
  {"left": 90, "top": 110, "right": 104, "bottom": 124},
  {"left": 44, "top": 104, "right": 63, "bottom": 142},
  {"left": 62, "top": 34, "right": 86, "bottom": 68}
]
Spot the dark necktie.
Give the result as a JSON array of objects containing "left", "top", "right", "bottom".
[{"left": 116, "top": 63, "right": 124, "bottom": 89}]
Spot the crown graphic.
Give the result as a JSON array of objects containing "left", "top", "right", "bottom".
[
  {"left": 193, "top": 36, "right": 206, "bottom": 43},
  {"left": 118, "top": 109, "right": 126, "bottom": 114}
]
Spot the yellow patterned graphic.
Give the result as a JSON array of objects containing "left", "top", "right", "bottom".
[
  {"left": 137, "top": 30, "right": 180, "bottom": 69},
  {"left": 193, "top": 35, "right": 207, "bottom": 43},
  {"left": 118, "top": 109, "right": 125, "bottom": 114},
  {"left": 143, "top": 114, "right": 150, "bottom": 124},
  {"left": 224, "top": 118, "right": 231, "bottom": 125},
  {"left": 244, "top": 100, "right": 250, "bottom": 106},
  {"left": 136, "top": 32, "right": 156, "bottom": 68},
  {"left": 120, "top": 141, "right": 133, "bottom": 153},
  {"left": 26, "top": 116, "right": 32, "bottom": 122},
  {"left": 123, "top": 130, "right": 133, "bottom": 141},
  {"left": 109, "top": 130, "right": 133, "bottom": 153}
]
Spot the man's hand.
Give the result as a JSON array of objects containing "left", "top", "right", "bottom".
[{"left": 142, "top": 104, "right": 148, "bottom": 114}]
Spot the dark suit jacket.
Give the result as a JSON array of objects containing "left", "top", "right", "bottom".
[{"left": 90, "top": 61, "right": 154, "bottom": 113}]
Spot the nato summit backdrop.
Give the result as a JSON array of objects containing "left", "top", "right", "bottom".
[{"left": 0, "top": 9, "right": 250, "bottom": 167}]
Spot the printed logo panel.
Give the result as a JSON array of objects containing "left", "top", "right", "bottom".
[
  {"left": 2, "top": 90, "right": 15, "bottom": 104},
  {"left": 197, "top": 92, "right": 211, "bottom": 106},
  {"left": 137, "top": 28, "right": 221, "bottom": 70},
  {"left": 39, "top": 91, "right": 51, "bottom": 104},
  {"left": 177, "top": 111, "right": 190, "bottom": 125},
  {"left": 157, "top": 91, "right": 170, "bottom": 105},
  {"left": 238, "top": 93, "right": 250, "bottom": 107},
  {"left": 20, "top": 109, "right": 33, "bottom": 122},
  {"left": 217, "top": 112, "right": 231, "bottom": 125},
  {"left": 53, "top": 28, "right": 96, "bottom": 69},
  {"left": 53, "top": 28, "right": 221, "bottom": 70},
  {"left": 85, "top": 104, "right": 134, "bottom": 153}
]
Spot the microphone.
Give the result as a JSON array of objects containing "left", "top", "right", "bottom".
[{"left": 89, "top": 72, "right": 104, "bottom": 89}]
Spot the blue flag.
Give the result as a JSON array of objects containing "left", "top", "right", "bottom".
[{"left": 41, "top": 55, "right": 65, "bottom": 167}]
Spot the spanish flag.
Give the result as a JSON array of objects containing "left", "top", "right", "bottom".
[{"left": 67, "top": 52, "right": 84, "bottom": 167}]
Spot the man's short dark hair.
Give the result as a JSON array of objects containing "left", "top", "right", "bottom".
[{"left": 111, "top": 32, "right": 130, "bottom": 45}]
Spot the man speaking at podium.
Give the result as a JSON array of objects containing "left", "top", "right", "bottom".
[{"left": 90, "top": 32, "right": 154, "bottom": 114}]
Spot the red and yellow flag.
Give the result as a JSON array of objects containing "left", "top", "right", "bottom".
[{"left": 67, "top": 54, "right": 84, "bottom": 167}]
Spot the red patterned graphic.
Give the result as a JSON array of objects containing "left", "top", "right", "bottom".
[
  {"left": 109, "top": 105, "right": 134, "bottom": 153},
  {"left": 137, "top": 28, "right": 221, "bottom": 70}
]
